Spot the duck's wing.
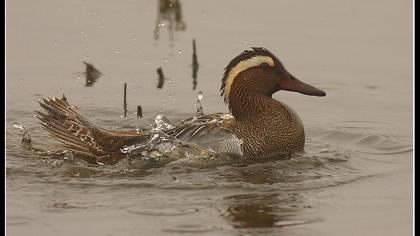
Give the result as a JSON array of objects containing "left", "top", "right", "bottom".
[
  {"left": 165, "top": 113, "right": 233, "bottom": 140},
  {"left": 36, "top": 97, "right": 150, "bottom": 164},
  {"left": 165, "top": 113, "right": 243, "bottom": 155}
]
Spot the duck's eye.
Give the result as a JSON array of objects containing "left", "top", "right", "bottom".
[{"left": 260, "top": 62, "right": 270, "bottom": 67}]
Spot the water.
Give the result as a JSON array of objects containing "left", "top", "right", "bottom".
[{"left": 6, "top": 0, "right": 413, "bottom": 235}]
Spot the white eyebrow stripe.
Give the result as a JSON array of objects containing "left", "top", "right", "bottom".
[{"left": 224, "top": 55, "right": 274, "bottom": 102}]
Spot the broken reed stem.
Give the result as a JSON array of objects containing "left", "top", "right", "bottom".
[
  {"left": 123, "top": 83, "right": 127, "bottom": 118},
  {"left": 137, "top": 105, "right": 143, "bottom": 118}
]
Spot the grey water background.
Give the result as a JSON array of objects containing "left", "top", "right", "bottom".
[{"left": 6, "top": 0, "right": 413, "bottom": 235}]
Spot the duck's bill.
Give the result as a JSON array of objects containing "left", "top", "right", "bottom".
[{"left": 279, "top": 75, "right": 326, "bottom": 97}]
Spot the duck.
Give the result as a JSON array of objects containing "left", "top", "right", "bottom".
[{"left": 36, "top": 47, "right": 326, "bottom": 165}]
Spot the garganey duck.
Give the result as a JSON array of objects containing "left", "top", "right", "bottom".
[{"left": 37, "top": 47, "right": 326, "bottom": 164}]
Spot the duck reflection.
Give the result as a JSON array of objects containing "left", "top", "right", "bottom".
[
  {"left": 218, "top": 162, "right": 318, "bottom": 229},
  {"left": 82, "top": 61, "right": 102, "bottom": 87},
  {"left": 219, "top": 162, "right": 293, "bottom": 185},
  {"left": 223, "top": 193, "right": 308, "bottom": 229},
  {"left": 154, "top": 0, "right": 186, "bottom": 41}
]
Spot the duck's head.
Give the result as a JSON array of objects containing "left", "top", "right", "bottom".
[{"left": 221, "top": 47, "right": 326, "bottom": 113}]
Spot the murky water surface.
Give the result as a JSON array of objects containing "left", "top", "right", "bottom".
[{"left": 6, "top": 0, "right": 412, "bottom": 235}]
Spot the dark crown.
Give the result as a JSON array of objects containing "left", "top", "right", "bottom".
[{"left": 221, "top": 47, "right": 283, "bottom": 103}]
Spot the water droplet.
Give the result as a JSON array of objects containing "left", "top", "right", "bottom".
[
  {"left": 133, "top": 38, "right": 137, "bottom": 41},
  {"left": 320, "top": 149, "right": 329, "bottom": 153},
  {"left": 12, "top": 122, "right": 25, "bottom": 131},
  {"left": 152, "top": 114, "right": 175, "bottom": 131},
  {"left": 164, "top": 59, "right": 168, "bottom": 63},
  {"left": 115, "top": 50, "right": 120, "bottom": 54},
  {"left": 178, "top": 50, "right": 182, "bottom": 54},
  {"left": 244, "top": 40, "right": 248, "bottom": 44},
  {"left": 197, "top": 91, "right": 203, "bottom": 101}
]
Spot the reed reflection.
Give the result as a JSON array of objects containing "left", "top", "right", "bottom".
[
  {"left": 154, "top": 0, "right": 186, "bottom": 41},
  {"left": 82, "top": 61, "right": 102, "bottom": 87},
  {"left": 192, "top": 39, "right": 199, "bottom": 90}
]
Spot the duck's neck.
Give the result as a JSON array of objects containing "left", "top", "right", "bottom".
[
  {"left": 229, "top": 95, "right": 272, "bottom": 120},
  {"left": 228, "top": 84, "right": 280, "bottom": 121}
]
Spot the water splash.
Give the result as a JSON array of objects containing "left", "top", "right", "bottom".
[
  {"left": 152, "top": 114, "right": 175, "bottom": 132},
  {"left": 118, "top": 115, "right": 180, "bottom": 162},
  {"left": 118, "top": 114, "right": 223, "bottom": 167},
  {"left": 12, "top": 122, "right": 26, "bottom": 131},
  {"left": 120, "top": 130, "right": 181, "bottom": 164},
  {"left": 62, "top": 150, "right": 76, "bottom": 163},
  {"left": 195, "top": 91, "right": 204, "bottom": 117},
  {"left": 12, "top": 122, "right": 33, "bottom": 150}
]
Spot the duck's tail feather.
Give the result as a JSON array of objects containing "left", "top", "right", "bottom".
[{"left": 36, "top": 97, "right": 149, "bottom": 164}]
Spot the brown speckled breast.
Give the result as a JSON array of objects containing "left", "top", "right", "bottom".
[{"left": 233, "top": 101, "right": 304, "bottom": 158}]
